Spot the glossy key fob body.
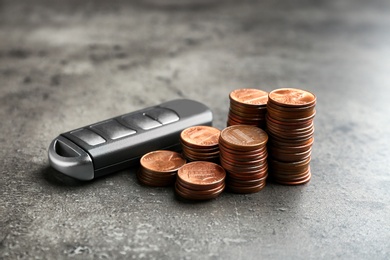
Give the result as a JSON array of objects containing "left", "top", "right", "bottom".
[{"left": 48, "top": 99, "right": 213, "bottom": 180}]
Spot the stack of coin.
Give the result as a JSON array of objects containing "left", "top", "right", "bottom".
[
  {"left": 266, "top": 88, "right": 316, "bottom": 185},
  {"left": 219, "top": 125, "right": 268, "bottom": 193},
  {"left": 137, "top": 150, "right": 186, "bottom": 187},
  {"left": 175, "top": 161, "right": 226, "bottom": 200},
  {"left": 227, "top": 88, "right": 268, "bottom": 129},
  {"left": 180, "top": 126, "right": 220, "bottom": 163}
]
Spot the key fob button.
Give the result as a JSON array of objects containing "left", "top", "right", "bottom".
[
  {"left": 70, "top": 128, "right": 106, "bottom": 146},
  {"left": 90, "top": 120, "right": 136, "bottom": 140},
  {"left": 145, "top": 107, "right": 179, "bottom": 124},
  {"left": 122, "top": 113, "right": 162, "bottom": 130}
]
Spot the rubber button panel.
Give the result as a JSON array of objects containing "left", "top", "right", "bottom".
[
  {"left": 145, "top": 107, "right": 179, "bottom": 124},
  {"left": 122, "top": 113, "right": 162, "bottom": 130},
  {"left": 90, "top": 120, "right": 136, "bottom": 140},
  {"left": 71, "top": 128, "right": 106, "bottom": 146}
]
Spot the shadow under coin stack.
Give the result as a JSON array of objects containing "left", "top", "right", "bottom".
[
  {"left": 219, "top": 125, "right": 268, "bottom": 193},
  {"left": 227, "top": 88, "right": 268, "bottom": 129},
  {"left": 175, "top": 161, "right": 226, "bottom": 200},
  {"left": 137, "top": 150, "right": 186, "bottom": 187},
  {"left": 266, "top": 88, "right": 316, "bottom": 185},
  {"left": 180, "top": 126, "right": 220, "bottom": 163}
]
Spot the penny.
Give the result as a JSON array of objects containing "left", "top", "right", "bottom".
[
  {"left": 175, "top": 161, "right": 226, "bottom": 200},
  {"left": 175, "top": 182, "right": 225, "bottom": 201},
  {"left": 229, "top": 88, "right": 268, "bottom": 106},
  {"left": 177, "top": 161, "right": 226, "bottom": 189},
  {"left": 141, "top": 150, "right": 186, "bottom": 173},
  {"left": 220, "top": 125, "right": 268, "bottom": 150},
  {"left": 180, "top": 126, "right": 220, "bottom": 148},
  {"left": 228, "top": 182, "right": 266, "bottom": 194},
  {"left": 268, "top": 88, "right": 316, "bottom": 107},
  {"left": 227, "top": 89, "right": 268, "bottom": 128},
  {"left": 180, "top": 126, "right": 220, "bottom": 162},
  {"left": 137, "top": 150, "right": 186, "bottom": 187}
]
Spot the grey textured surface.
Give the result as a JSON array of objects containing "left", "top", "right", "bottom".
[{"left": 1, "top": 0, "right": 390, "bottom": 259}]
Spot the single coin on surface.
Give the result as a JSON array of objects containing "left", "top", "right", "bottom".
[
  {"left": 141, "top": 150, "right": 186, "bottom": 173},
  {"left": 268, "top": 88, "right": 316, "bottom": 107},
  {"left": 138, "top": 150, "right": 186, "bottom": 187}
]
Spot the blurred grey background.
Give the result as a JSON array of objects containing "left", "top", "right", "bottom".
[{"left": 1, "top": 0, "right": 389, "bottom": 259}]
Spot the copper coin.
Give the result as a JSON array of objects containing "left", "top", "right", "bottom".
[
  {"left": 180, "top": 126, "right": 220, "bottom": 149},
  {"left": 268, "top": 137, "right": 314, "bottom": 151},
  {"left": 227, "top": 182, "right": 266, "bottom": 194},
  {"left": 227, "top": 170, "right": 268, "bottom": 182},
  {"left": 175, "top": 183, "right": 225, "bottom": 201},
  {"left": 176, "top": 181, "right": 225, "bottom": 196},
  {"left": 266, "top": 115, "right": 314, "bottom": 129},
  {"left": 177, "top": 161, "right": 226, "bottom": 189},
  {"left": 137, "top": 171, "right": 175, "bottom": 187},
  {"left": 267, "top": 99, "right": 316, "bottom": 112},
  {"left": 229, "top": 88, "right": 268, "bottom": 106},
  {"left": 268, "top": 88, "right": 316, "bottom": 108},
  {"left": 271, "top": 170, "right": 311, "bottom": 185},
  {"left": 220, "top": 125, "right": 268, "bottom": 150},
  {"left": 140, "top": 150, "right": 186, "bottom": 173},
  {"left": 267, "top": 107, "right": 316, "bottom": 120}
]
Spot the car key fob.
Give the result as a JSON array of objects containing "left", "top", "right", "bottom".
[{"left": 48, "top": 99, "right": 213, "bottom": 180}]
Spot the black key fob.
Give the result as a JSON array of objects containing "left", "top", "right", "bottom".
[{"left": 48, "top": 99, "right": 213, "bottom": 180}]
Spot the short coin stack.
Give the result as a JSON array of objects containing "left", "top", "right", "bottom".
[
  {"left": 175, "top": 161, "right": 226, "bottom": 200},
  {"left": 219, "top": 125, "right": 268, "bottom": 193},
  {"left": 180, "top": 126, "right": 220, "bottom": 163},
  {"left": 227, "top": 88, "right": 268, "bottom": 129},
  {"left": 137, "top": 150, "right": 186, "bottom": 187},
  {"left": 266, "top": 88, "right": 316, "bottom": 185}
]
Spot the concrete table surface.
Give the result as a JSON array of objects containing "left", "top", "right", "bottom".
[{"left": 1, "top": 0, "right": 389, "bottom": 259}]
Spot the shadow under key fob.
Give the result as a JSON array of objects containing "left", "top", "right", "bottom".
[{"left": 48, "top": 99, "right": 213, "bottom": 180}]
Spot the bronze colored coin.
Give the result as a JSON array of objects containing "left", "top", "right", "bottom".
[
  {"left": 226, "top": 178, "right": 265, "bottom": 187},
  {"left": 268, "top": 88, "right": 316, "bottom": 108},
  {"left": 180, "top": 126, "right": 220, "bottom": 148},
  {"left": 268, "top": 137, "right": 314, "bottom": 150},
  {"left": 175, "top": 182, "right": 225, "bottom": 200},
  {"left": 271, "top": 170, "right": 311, "bottom": 185},
  {"left": 269, "top": 147, "right": 311, "bottom": 161},
  {"left": 266, "top": 130, "right": 313, "bottom": 144},
  {"left": 266, "top": 120, "right": 314, "bottom": 134},
  {"left": 181, "top": 142, "right": 219, "bottom": 153},
  {"left": 266, "top": 115, "right": 314, "bottom": 129},
  {"left": 271, "top": 168, "right": 310, "bottom": 180},
  {"left": 177, "top": 161, "right": 226, "bottom": 188},
  {"left": 267, "top": 106, "right": 315, "bottom": 119},
  {"left": 269, "top": 156, "right": 311, "bottom": 169},
  {"left": 182, "top": 146, "right": 220, "bottom": 157},
  {"left": 141, "top": 168, "right": 177, "bottom": 180},
  {"left": 220, "top": 153, "right": 267, "bottom": 167},
  {"left": 267, "top": 99, "right": 316, "bottom": 112},
  {"left": 176, "top": 181, "right": 225, "bottom": 196},
  {"left": 226, "top": 172, "right": 268, "bottom": 185},
  {"left": 227, "top": 181, "right": 266, "bottom": 194},
  {"left": 137, "top": 171, "right": 174, "bottom": 187},
  {"left": 176, "top": 176, "right": 222, "bottom": 191},
  {"left": 220, "top": 125, "right": 268, "bottom": 150},
  {"left": 228, "top": 106, "right": 267, "bottom": 118},
  {"left": 229, "top": 88, "right": 268, "bottom": 106},
  {"left": 140, "top": 150, "right": 186, "bottom": 173}
]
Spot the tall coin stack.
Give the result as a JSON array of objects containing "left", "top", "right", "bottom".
[
  {"left": 175, "top": 161, "right": 226, "bottom": 201},
  {"left": 227, "top": 88, "right": 268, "bottom": 129},
  {"left": 219, "top": 125, "right": 269, "bottom": 193},
  {"left": 138, "top": 150, "right": 186, "bottom": 187},
  {"left": 266, "top": 88, "right": 316, "bottom": 185},
  {"left": 180, "top": 126, "right": 221, "bottom": 163}
]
